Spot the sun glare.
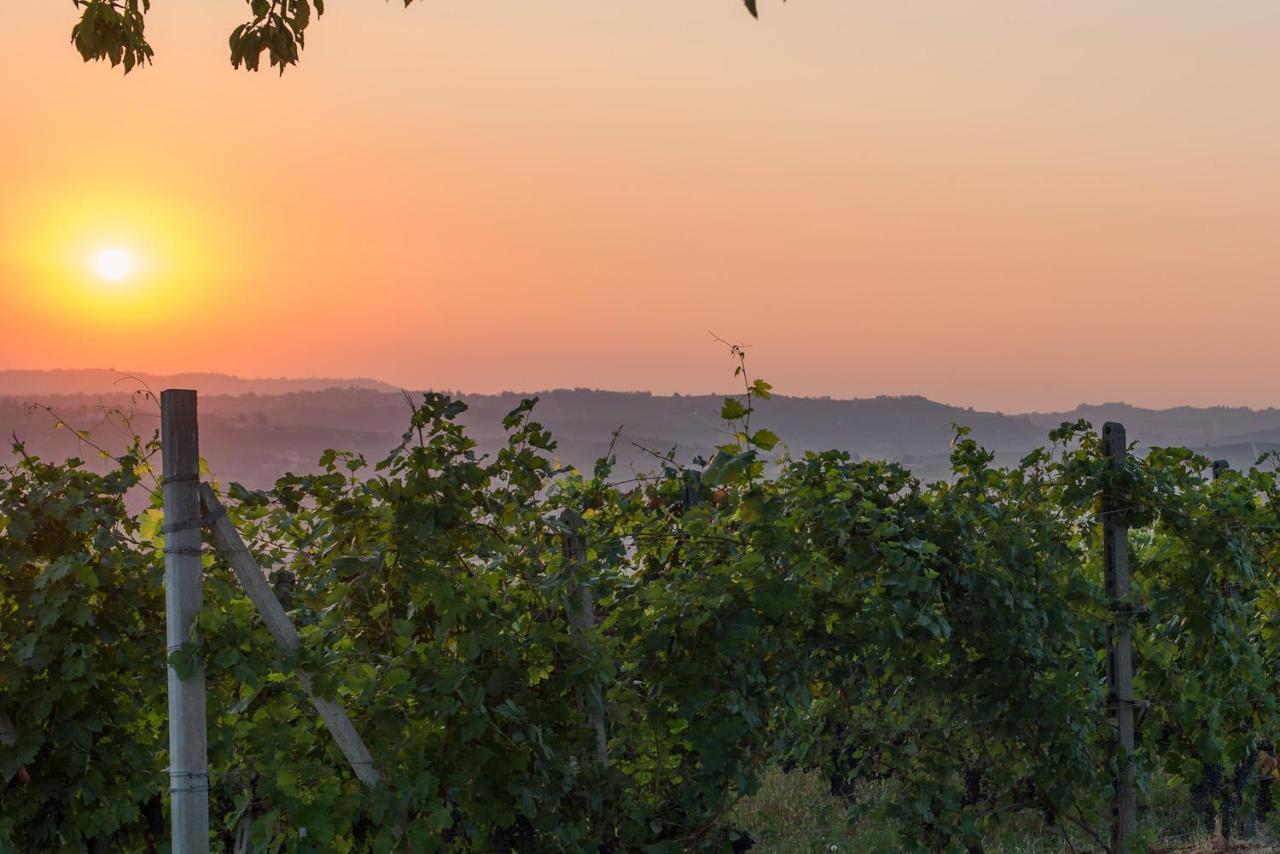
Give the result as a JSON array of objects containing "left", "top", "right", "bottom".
[
  {"left": 92, "top": 247, "right": 134, "bottom": 282},
  {"left": 9, "top": 186, "right": 230, "bottom": 325}
]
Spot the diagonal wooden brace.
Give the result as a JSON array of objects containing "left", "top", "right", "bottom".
[{"left": 199, "top": 484, "right": 381, "bottom": 788}]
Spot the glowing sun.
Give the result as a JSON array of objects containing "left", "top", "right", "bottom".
[{"left": 92, "top": 248, "right": 134, "bottom": 282}]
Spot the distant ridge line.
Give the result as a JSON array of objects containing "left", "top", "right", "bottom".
[
  {"left": 5, "top": 371, "right": 1280, "bottom": 487},
  {"left": 1, "top": 369, "right": 1279, "bottom": 420},
  {"left": 0, "top": 369, "right": 397, "bottom": 398}
]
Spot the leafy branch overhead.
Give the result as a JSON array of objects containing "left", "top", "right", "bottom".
[
  {"left": 69, "top": 0, "right": 783, "bottom": 75},
  {"left": 743, "top": 0, "right": 787, "bottom": 19}
]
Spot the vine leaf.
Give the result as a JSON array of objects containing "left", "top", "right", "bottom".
[
  {"left": 720, "top": 398, "right": 749, "bottom": 421},
  {"left": 167, "top": 643, "right": 200, "bottom": 680}
]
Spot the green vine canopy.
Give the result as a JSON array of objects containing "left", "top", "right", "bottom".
[{"left": 3, "top": 357, "right": 1280, "bottom": 851}]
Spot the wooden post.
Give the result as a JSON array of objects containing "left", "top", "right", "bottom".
[
  {"left": 199, "top": 485, "right": 381, "bottom": 787},
  {"left": 1102, "top": 422, "right": 1137, "bottom": 848},
  {"left": 0, "top": 709, "right": 15, "bottom": 748},
  {"left": 562, "top": 511, "right": 608, "bottom": 769},
  {"left": 161, "top": 390, "right": 209, "bottom": 854},
  {"left": 1213, "top": 460, "right": 1239, "bottom": 602},
  {"left": 1210, "top": 458, "right": 1247, "bottom": 837}
]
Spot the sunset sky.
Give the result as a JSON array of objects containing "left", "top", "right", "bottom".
[{"left": 4, "top": 1, "right": 1279, "bottom": 411}]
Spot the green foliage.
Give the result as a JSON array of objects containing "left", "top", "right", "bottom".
[
  {"left": 0, "top": 441, "right": 166, "bottom": 849},
  {"left": 229, "top": 0, "right": 324, "bottom": 74},
  {"left": 5, "top": 374, "right": 1280, "bottom": 851},
  {"left": 70, "top": 0, "right": 153, "bottom": 74}
]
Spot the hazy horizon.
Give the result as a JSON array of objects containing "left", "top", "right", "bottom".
[
  {"left": 10, "top": 372, "right": 1280, "bottom": 501},
  {"left": 6, "top": 366, "right": 1280, "bottom": 417}
]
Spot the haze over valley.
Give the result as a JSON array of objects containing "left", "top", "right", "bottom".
[{"left": 5, "top": 370, "right": 1279, "bottom": 491}]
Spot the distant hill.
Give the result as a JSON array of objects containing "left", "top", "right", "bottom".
[
  {"left": 0, "top": 369, "right": 397, "bottom": 398},
  {"left": 1027, "top": 402, "right": 1280, "bottom": 448},
  {"left": 3, "top": 371, "right": 1279, "bottom": 493}
]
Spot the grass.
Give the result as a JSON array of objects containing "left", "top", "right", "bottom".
[
  {"left": 733, "top": 767, "right": 1280, "bottom": 853},
  {"left": 731, "top": 767, "right": 883, "bottom": 853}
]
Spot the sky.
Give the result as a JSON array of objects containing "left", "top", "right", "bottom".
[{"left": 3, "top": 1, "right": 1279, "bottom": 412}]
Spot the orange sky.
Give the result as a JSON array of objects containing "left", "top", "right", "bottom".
[{"left": 3, "top": 2, "right": 1279, "bottom": 411}]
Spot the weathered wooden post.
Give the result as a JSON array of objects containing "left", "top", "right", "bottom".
[
  {"left": 1209, "top": 458, "right": 1248, "bottom": 837},
  {"left": 0, "top": 710, "right": 14, "bottom": 746},
  {"left": 1102, "top": 422, "right": 1137, "bottom": 848},
  {"left": 561, "top": 510, "right": 608, "bottom": 769},
  {"left": 161, "top": 390, "right": 210, "bottom": 854},
  {"left": 1214, "top": 460, "right": 1237, "bottom": 603}
]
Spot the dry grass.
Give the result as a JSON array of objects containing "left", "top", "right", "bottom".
[
  {"left": 1159, "top": 841, "right": 1279, "bottom": 853},
  {"left": 731, "top": 767, "right": 877, "bottom": 853},
  {"left": 734, "top": 767, "right": 1280, "bottom": 853}
]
